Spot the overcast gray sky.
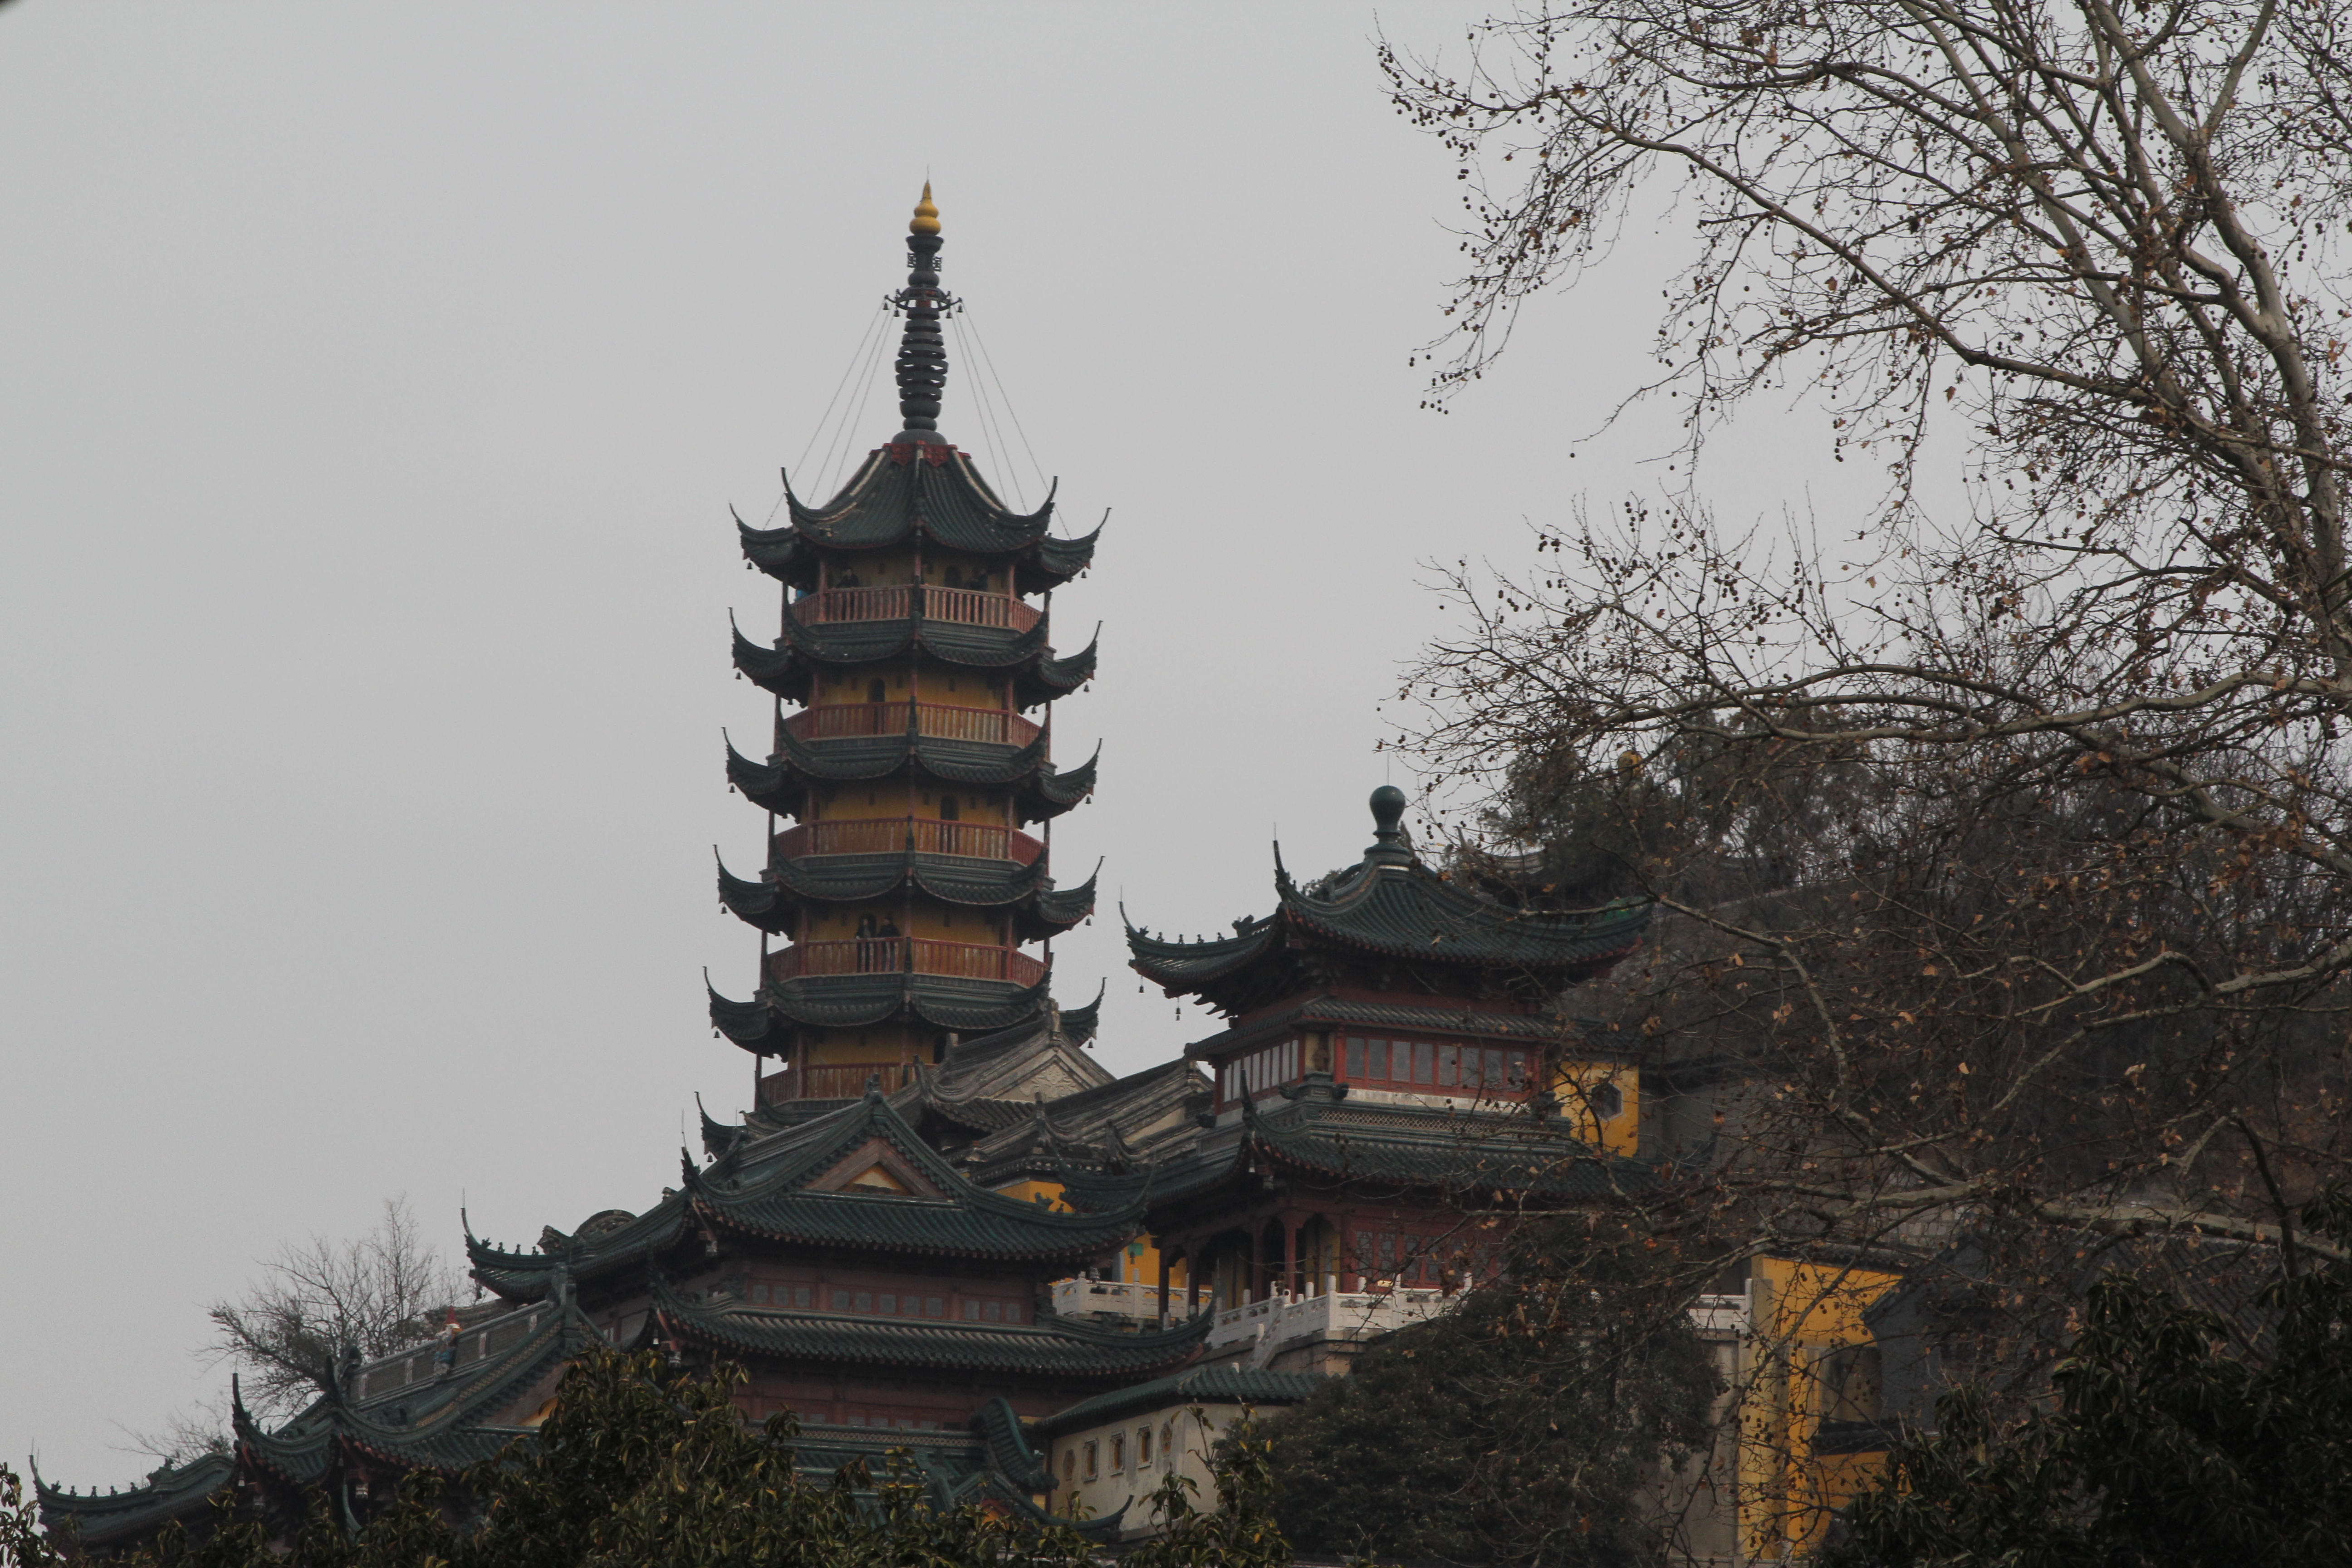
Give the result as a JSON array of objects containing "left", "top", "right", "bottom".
[{"left": 0, "top": 3, "right": 1883, "bottom": 1482}]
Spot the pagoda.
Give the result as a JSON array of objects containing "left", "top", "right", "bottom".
[{"left": 710, "top": 182, "right": 1101, "bottom": 1106}]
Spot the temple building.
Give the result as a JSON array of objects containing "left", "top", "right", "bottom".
[
  {"left": 38, "top": 188, "right": 1715, "bottom": 1555},
  {"left": 1047, "top": 786, "right": 1652, "bottom": 1373}
]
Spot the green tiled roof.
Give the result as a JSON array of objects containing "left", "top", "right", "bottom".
[
  {"left": 685, "top": 1087, "right": 1147, "bottom": 1260},
  {"left": 971, "top": 1397, "right": 1053, "bottom": 1493},
  {"left": 769, "top": 1419, "right": 1122, "bottom": 1539},
  {"left": 657, "top": 1282, "right": 1206, "bottom": 1378},
  {"left": 715, "top": 851, "right": 1094, "bottom": 939},
  {"left": 1180, "top": 995, "right": 1580, "bottom": 1062},
  {"left": 1032, "top": 1367, "right": 1327, "bottom": 1438},
  {"left": 493, "top": 1084, "right": 1149, "bottom": 1303},
  {"left": 954, "top": 1058, "right": 1209, "bottom": 1192},
  {"left": 470, "top": 1197, "right": 690, "bottom": 1299},
  {"left": 736, "top": 445, "right": 1101, "bottom": 595},
  {"left": 708, "top": 992, "right": 1111, "bottom": 1155},
  {"left": 725, "top": 734, "right": 1097, "bottom": 823},
  {"left": 1057, "top": 1094, "right": 1651, "bottom": 1215},
  {"left": 36, "top": 1453, "right": 235, "bottom": 1551},
  {"left": 1128, "top": 871, "right": 1644, "bottom": 990},
  {"left": 710, "top": 970, "right": 1057, "bottom": 1047},
  {"left": 236, "top": 1305, "right": 594, "bottom": 1487},
  {"left": 731, "top": 618, "right": 1068, "bottom": 704},
  {"left": 1128, "top": 792, "right": 1646, "bottom": 1014}
]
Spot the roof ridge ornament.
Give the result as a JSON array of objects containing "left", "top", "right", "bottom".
[
  {"left": 890, "top": 180, "right": 958, "bottom": 443},
  {"left": 1364, "top": 784, "right": 1415, "bottom": 867}
]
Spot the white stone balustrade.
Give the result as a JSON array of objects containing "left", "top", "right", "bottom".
[
  {"left": 1206, "top": 1288, "right": 1454, "bottom": 1348},
  {"left": 1050, "top": 1278, "right": 1209, "bottom": 1322}
]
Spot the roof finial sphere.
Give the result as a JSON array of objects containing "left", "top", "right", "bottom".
[
  {"left": 1369, "top": 784, "right": 1407, "bottom": 833},
  {"left": 910, "top": 181, "right": 941, "bottom": 235}
]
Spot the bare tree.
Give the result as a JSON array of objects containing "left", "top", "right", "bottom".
[
  {"left": 203, "top": 1196, "right": 464, "bottom": 1420},
  {"left": 109, "top": 1388, "right": 234, "bottom": 1472},
  {"left": 1388, "top": 0, "right": 2352, "bottom": 1257}
]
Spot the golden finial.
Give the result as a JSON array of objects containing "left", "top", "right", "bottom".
[{"left": 910, "top": 181, "right": 941, "bottom": 236}]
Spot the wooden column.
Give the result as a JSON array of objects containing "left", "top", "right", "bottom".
[
  {"left": 1156, "top": 1245, "right": 1172, "bottom": 1329},
  {"left": 1187, "top": 1246, "right": 1202, "bottom": 1318},
  {"left": 1247, "top": 1224, "right": 1264, "bottom": 1304},
  {"left": 1282, "top": 1216, "right": 1300, "bottom": 1302}
]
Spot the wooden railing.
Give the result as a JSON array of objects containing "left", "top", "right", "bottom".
[
  {"left": 796, "top": 586, "right": 911, "bottom": 623},
  {"left": 769, "top": 938, "right": 1045, "bottom": 988},
  {"left": 794, "top": 586, "right": 1039, "bottom": 633},
  {"left": 784, "top": 702, "right": 1040, "bottom": 748},
  {"left": 803, "top": 1063, "right": 910, "bottom": 1099},
  {"left": 922, "top": 586, "right": 1040, "bottom": 630},
  {"left": 774, "top": 818, "right": 1043, "bottom": 865},
  {"left": 913, "top": 939, "right": 1047, "bottom": 985}
]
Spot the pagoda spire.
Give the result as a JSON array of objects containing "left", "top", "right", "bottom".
[{"left": 892, "top": 182, "right": 956, "bottom": 442}]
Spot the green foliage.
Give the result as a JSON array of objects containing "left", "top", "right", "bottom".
[
  {"left": 6, "top": 1349, "right": 1288, "bottom": 1568},
  {"left": 1265, "top": 1218, "right": 1719, "bottom": 1566},
  {"left": 1825, "top": 1192, "right": 2352, "bottom": 1568},
  {"left": 4, "top": 1462, "right": 57, "bottom": 1568}
]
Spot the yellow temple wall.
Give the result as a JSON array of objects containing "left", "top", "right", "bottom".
[
  {"left": 993, "top": 1179, "right": 1186, "bottom": 1291},
  {"left": 1551, "top": 1061, "right": 1640, "bottom": 1154},
  {"left": 1736, "top": 1256, "right": 1901, "bottom": 1558}
]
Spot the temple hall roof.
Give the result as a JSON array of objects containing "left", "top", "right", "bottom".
[
  {"left": 1052, "top": 1088, "right": 1651, "bottom": 1219},
  {"left": 654, "top": 1279, "right": 1206, "bottom": 1379},
  {"left": 477, "top": 1082, "right": 1148, "bottom": 1304},
  {"left": 35, "top": 1455, "right": 236, "bottom": 1554},
  {"left": 1127, "top": 787, "right": 1648, "bottom": 1016},
  {"left": 1031, "top": 1366, "right": 1327, "bottom": 1439}
]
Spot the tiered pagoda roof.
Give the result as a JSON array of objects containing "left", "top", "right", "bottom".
[
  {"left": 735, "top": 447, "right": 1101, "bottom": 593},
  {"left": 709, "top": 969, "right": 1058, "bottom": 1044},
  {"left": 715, "top": 848, "right": 1097, "bottom": 941},
  {"left": 1128, "top": 787, "right": 1648, "bottom": 1016},
  {"left": 724, "top": 732, "right": 1097, "bottom": 825},
  {"left": 731, "top": 614, "right": 1097, "bottom": 708}
]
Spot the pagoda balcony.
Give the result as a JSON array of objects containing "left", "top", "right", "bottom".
[
  {"left": 794, "top": 584, "right": 1041, "bottom": 632},
  {"left": 768, "top": 936, "right": 1047, "bottom": 987},
  {"left": 758, "top": 1060, "right": 918, "bottom": 1104},
  {"left": 784, "top": 701, "right": 1042, "bottom": 748},
  {"left": 774, "top": 817, "right": 1044, "bottom": 864}
]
